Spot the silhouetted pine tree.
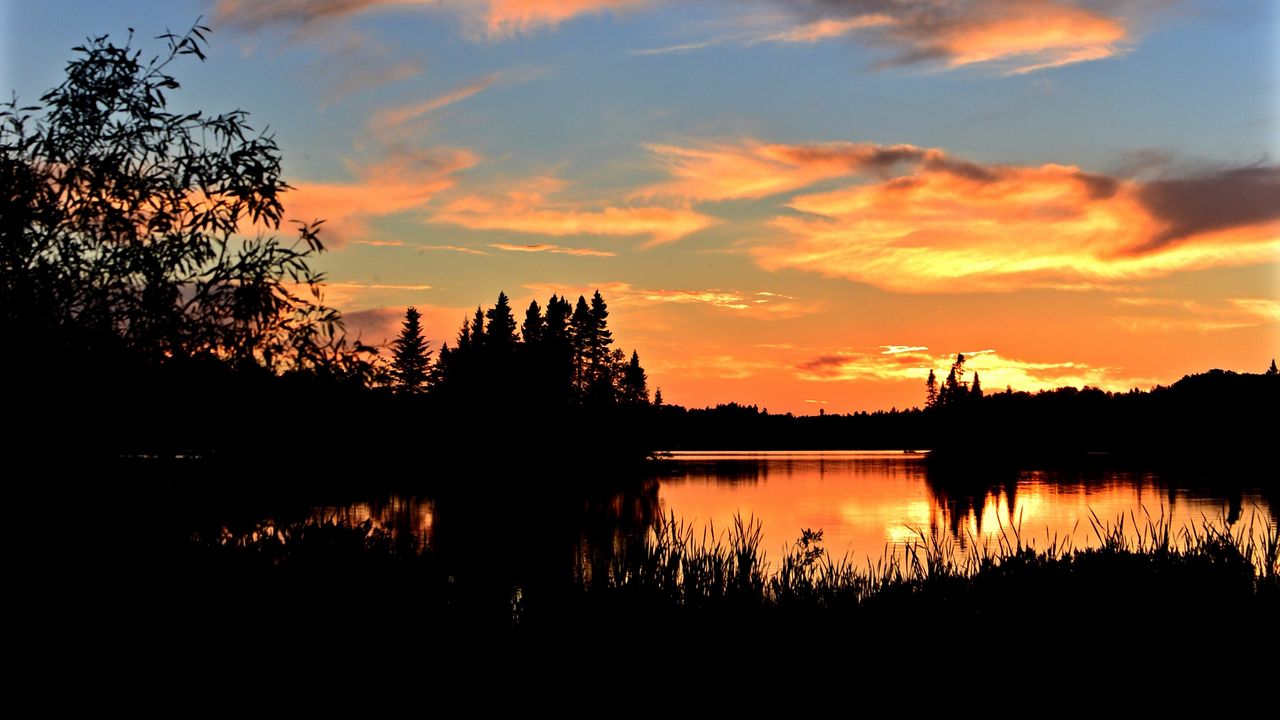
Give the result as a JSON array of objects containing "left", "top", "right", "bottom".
[
  {"left": 429, "top": 343, "right": 451, "bottom": 388},
  {"left": 570, "top": 295, "right": 592, "bottom": 395},
  {"left": 939, "top": 354, "right": 966, "bottom": 406},
  {"left": 543, "top": 294, "right": 574, "bottom": 401},
  {"left": 390, "top": 306, "right": 432, "bottom": 394},
  {"left": 485, "top": 292, "right": 517, "bottom": 355},
  {"left": 925, "top": 369, "right": 938, "bottom": 408},
  {"left": 654, "top": 388, "right": 663, "bottom": 406},
  {"left": 470, "top": 306, "right": 486, "bottom": 351},
  {"left": 521, "top": 299, "right": 544, "bottom": 347},
  {"left": 588, "top": 290, "right": 614, "bottom": 380},
  {"left": 970, "top": 371, "right": 983, "bottom": 399},
  {"left": 620, "top": 350, "right": 649, "bottom": 405},
  {"left": 1268, "top": 359, "right": 1278, "bottom": 376}
]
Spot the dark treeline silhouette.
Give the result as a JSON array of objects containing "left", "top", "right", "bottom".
[
  {"left": 425, "top": 290, "right": 649, "bottom": 411},
  {"left": 654, "top": 359, "right": 1279, "bottom": 477},
  {"left": 368, "top": 289, "right": 657, "bottom": 470}
]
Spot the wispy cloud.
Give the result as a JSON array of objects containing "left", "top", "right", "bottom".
[
  {"left": 628, "top": 1, "right": 1136, "bottom": 74},
  {"left": 215, "top": 0, "right": 651, "bottom": 40},
  {"left": 524, "top": 281, "right": 815, "bottom": 317},
  {"left": 757, "top": 13, "right": 893, "bottom": 44},
  {"left": 795, "top": 347, "right": 1152, "bottom": 394},
  {"left": 490, "top": 242, "right": 617, "bottom": 257},
  {"left": 315, "top": 31, "right": 424, "bottom": 106},
  {"left": 432, "top": 176, "right": 715, "bottom": 246},
  {"left": 640, "top": 140, "right": 928, "bottom": 202},
  {"left": 286, "top": 147, "right": 480, "bottom": 246},
  {"left": 326, "top": 282, "right": 434, "bottom": 291},
  {"left": 419, "top": 244, "right": 491, "bottom": 255},
  {"left": 370, "top": 73, "right": 499, "bottom": 131},
  {"left": 479, "top": 0, "right": 650, "bottom": 39},
  {"left": 1111, "top": 297, "right": 1280, "bottom": 333}
]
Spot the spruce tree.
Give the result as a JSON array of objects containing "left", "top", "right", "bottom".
[
  {"left": 521, "top": 300, "right": 544, "bottom": 347},
  {"left": 970, "top": 371, "right": 983, "bottom": 399},
  {"left": 390, "top": 306, "right": 432, "bottom": 393},
  {"left": 543, "top": 294, "right": 574, "bottom": 401},
  {"left": 455, "top": 316, "right": 472, "bottom": 354},
  {"left": 925, "top": 369, "right": 938, "bottom": 408},
  {"left": 570, "top": 295, "right": 592, "bottom": 395},
  {"left": 654, "top": 388, "right": 663, "bottom": 406},
  {"left": 588, "top": 290, "right": 614, "bottom": 375},
  {"left": 621, "top": 350, "right": 649, "bottom": 405},
  {"left": 1268, "top": 359, "right": 1278, "bottom": 376},
  {"left": 940, "top": 354, "right": 966, "bottom": 405},
  {"left": 470, "top": 306, "right": 486, "bottom": 350},
  {"left": 485, "top": 292, "right": 517, "bottom": 354}
]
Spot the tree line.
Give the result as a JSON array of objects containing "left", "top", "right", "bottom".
[{"left": 387, "top": 290, "right": 650, "bottom": 409}]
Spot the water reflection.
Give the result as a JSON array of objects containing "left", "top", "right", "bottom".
[
  {"left": 267, "top": 452, "right": 1274, "bottom": 578},
  {"left": 658, "top": 452, "right": 1276, "bottom": 561}
]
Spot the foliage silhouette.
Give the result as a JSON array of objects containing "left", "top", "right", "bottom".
[
  {"left": 390, "top": 306, "right": 431, "bottom": 394},
  {"left": 0, "top": 22, "right": 353, "bottom": 372}
]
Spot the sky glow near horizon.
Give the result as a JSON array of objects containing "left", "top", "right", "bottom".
[{"left": 4, "top": 1, "right": 1277, "bottom": 412}]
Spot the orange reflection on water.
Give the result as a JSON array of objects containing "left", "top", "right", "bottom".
[
  {"left": 659, "top": 452, "right": 1274, "bottom": 563},
  {"left": 314, "top": 496, "right": 435, "bottom": 547}
]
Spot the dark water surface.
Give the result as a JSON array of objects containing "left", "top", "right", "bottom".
[{"left": 285, "top": 451, "right": 1275, "bottom": 569}]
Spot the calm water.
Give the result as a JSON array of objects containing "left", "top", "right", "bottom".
[
  {"left": 656, "top": 451, "right": 1276, "bottom": 560},
  {"left": 301, "top": 451, "right": 1276, "bottom": 567}
]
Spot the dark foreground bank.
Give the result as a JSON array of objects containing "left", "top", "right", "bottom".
[{"left": 46, "top": 509, "right": 1277, "bottom": 662}]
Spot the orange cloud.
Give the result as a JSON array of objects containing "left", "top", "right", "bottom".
[
  {"left": 419, "top": 244, "right": 491, "bottom": 255},
  {"left": 628, "top": 1, "right": 1133, "bottom": 74},
  {"left": 215, "top": 0, "right": 649, "bottom": 39},
  {"left": 1111, "top": 297, "right": 1280, "bottom": 333},
  {"left": 760, "top": 14, "right": 893, "bottom": 43},
  {"left": 481, "top": 0, "right": 648, "bottom": 38},
  {"left": 935, "top": 3, "right": 1128, "bottom": 74},
  {"left": 490, "top": 242, "right": 616, "bottom": 257},
  {"left": 794, "top": 347, "right": 1154, "bottom": 394},
  {"left": 523, "top": 282, "right": 816, "bottom": 318},
  {"left": 370, "top": 74, "right": 498, "bottom": 131},
  {"left": 285, "top": 148, "right": 479, "bottom": 247},
  {"left": 432, "top": 176, "right": 715, "bottom": 245},
  {"left": 642, "top": 140, "right": 925, "bottom": 201},
  {"left": 749, "top": 148, "right": 1280, "bottom": 292},
  {"left": 215, "top": 1, "right": 1132, "bottom": 74}
]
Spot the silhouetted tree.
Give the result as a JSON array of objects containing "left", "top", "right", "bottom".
[
  {"left": 544, "top": 295, "right": 570, "bottom": 349},
  {"left": 485, "top": 292, "right": 517, "bottom": 355},
  {"left": 588, "top": 290, "right": 614, "bottom": 379},
  {"left": 970, "top": 372, "right": 983, "bottom": 399},
  {"left": 542, "top": 294, "right": 574, "bottom": 401},
  {"left": 521, "top": 300, "right": 544, "bottom": 347},
  {"left": 620, "top": 350, "right": 650, "bottom": 405},
  {"left": 1268, "top": 359, "right": 1278, "bottom": 376},
  {"left": 0, "top": 23, "right": 354, "bottom": 373},
  {"left": 569, "top": 295, "right": 592, "bottom": 395},
  {"left": 470, "top": 306, "right": 486, "bottom": 351},
  {"left": 390, "top": 306, "right": 432, "bottom": 394},
  {"left": 654, "top": 388, "right": 664, "bottom": 407},
  {"left": 454, "top": 317, "right": 473, "bottom": 355},
  {"left": 925, "top": 369, "right": 939, "bottom": 408},
  {"left": 938, "top": 354, "right": 967, "bottom": 406},
  {"left": 429, "top": 342, "right": 451, "bottom": 388}
]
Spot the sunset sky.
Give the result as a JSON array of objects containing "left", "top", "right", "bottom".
[{"left": 4, "top": 1, "right": 1277, "bottom": 412}]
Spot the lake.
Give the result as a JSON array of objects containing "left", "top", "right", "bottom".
[{"left": 298, "top": 451, "right": 1277, "bottom": 575}]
